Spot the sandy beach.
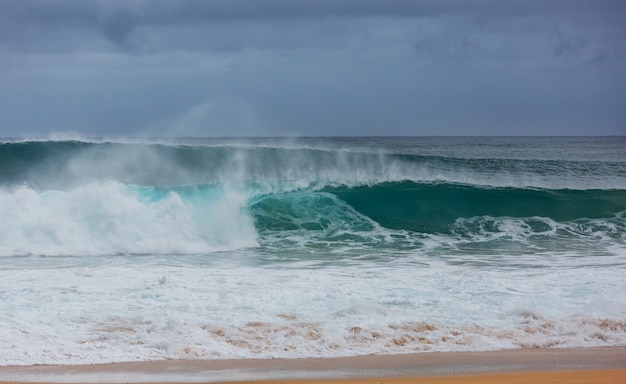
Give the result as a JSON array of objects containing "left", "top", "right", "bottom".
[
  {"left": 1, "top": 371, "right": 625, "bottom": 384},
  {"left": 225, "top": 370, "right": 626, "bottom": 384},
  {"left": 0, "top": 347, "right": 624, "bottom": 383}
]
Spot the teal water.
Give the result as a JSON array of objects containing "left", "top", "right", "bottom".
[{"left": 0, "top": 137, "right": 625, "bottom": 364}]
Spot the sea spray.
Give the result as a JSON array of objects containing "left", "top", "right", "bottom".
[{"left": 0, "top": 182, "right": 257, "bottom": 256}]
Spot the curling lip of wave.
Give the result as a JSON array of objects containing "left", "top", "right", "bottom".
[{"left": 1, "top": 180, "right": 624, "bottom": 257}]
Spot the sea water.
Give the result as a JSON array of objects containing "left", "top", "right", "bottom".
[{"left": 0, "top": 136, "right": 625, "bottom": 365}]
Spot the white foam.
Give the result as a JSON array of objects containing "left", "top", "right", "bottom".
[
  {"left": 0, "top": 182, "right": 257, "bottom": 256},
  {"left": 1, "top": 251, "right": 625, "bottom": 365}
]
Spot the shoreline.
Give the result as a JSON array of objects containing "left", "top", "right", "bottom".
[{"left": 0, "top": 347, "right": 625, "bottom": 383}]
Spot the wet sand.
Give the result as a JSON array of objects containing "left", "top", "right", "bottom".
[
  {"left": 0, "top": 347, "right": 624, "bottom": 383},
  {"left": 214, "top": 370, "right": 626, "bottom": 384}
]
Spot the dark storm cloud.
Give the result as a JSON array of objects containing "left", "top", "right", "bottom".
[
  {"left": 3, "top": 0, "right": 624, "bottom": 48},
  {"left": 0, "top": 0, "right": 625, "bottom": 137}
]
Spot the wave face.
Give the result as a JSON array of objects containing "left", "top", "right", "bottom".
[
  {"left": 1, "top": 137, "right": 626, "bottom": 365},
  {"left": 1, "top": 137, "right": 625, "bottom": 256}
]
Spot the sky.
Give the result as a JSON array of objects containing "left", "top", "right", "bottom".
[{"left": 0, "top": 0, "right": 625, "bottom": 137}]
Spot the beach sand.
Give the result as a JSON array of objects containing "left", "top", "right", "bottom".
[{"left": 0, "top": 347, "right": 625, "bottom": 383}]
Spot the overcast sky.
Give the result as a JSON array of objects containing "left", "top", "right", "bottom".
[{"left": 1, "top": 0, "right": 625, "bottom": 137}]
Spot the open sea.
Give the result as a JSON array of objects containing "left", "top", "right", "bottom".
[{"left": 1, "top": 136, "right": 625, "bottom": 365}]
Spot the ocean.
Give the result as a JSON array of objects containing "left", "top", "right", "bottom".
[{"left": 1, "top": 136, "right": 625, "bottom": 365}]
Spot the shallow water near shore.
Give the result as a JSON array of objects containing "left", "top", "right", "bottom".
[{"left": 1, "top": 137, "right": 625, "bottom": 364}]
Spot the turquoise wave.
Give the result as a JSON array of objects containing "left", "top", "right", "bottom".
[
  {"left": 135, "top": 181, "right": 626, "bottom": 235},
  {"left": 1, "top": 139, "right": 625, "bottom": 256},
  {"left": 1, "top": 179, "right": 624, "bottom": 257},
  {"left": 323, "top": 182, "right": 626, "bottom": 233},
  {"left": 141, "top": 181, "right": 626, "bottom": 237}
]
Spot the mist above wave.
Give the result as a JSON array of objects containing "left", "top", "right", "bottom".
[{"left": 1, "top": 140, "right": 624, "bottom": 190}]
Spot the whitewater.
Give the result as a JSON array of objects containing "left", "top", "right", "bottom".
[{"left": 1, "top": 136, "right": 625, "bottom": 365}]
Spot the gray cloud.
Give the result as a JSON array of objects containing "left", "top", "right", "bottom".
[
  {"left": 3, "top": 0, "right": 625, "bottom": 49},
  {"left": 0, "top": 0, "right": 625, "bottom": 137}
]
